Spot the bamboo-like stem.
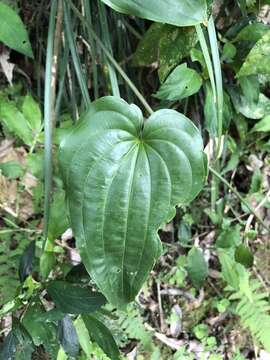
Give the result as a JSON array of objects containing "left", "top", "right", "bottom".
[
  {"left": 43, "top": 0, "right": 59, "bottom": 247},
  {"left": 98, "top": 0, "right": 120, "bottom": 97},
  {"left": 63, "top": 0, "right": 90, "bottom": 106},
  {"left": 68, "top": 0, "right": 153, "bottom": 115}
]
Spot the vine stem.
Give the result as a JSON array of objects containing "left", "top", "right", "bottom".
[{"left": 209, "top": 166, "right": 269, "bottom": 232}]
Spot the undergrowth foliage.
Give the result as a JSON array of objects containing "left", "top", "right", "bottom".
[{"left": 0, "top": 0, "right": 270, "bottom": 359}]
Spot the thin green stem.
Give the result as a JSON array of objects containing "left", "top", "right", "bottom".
[
  {"left": 55, "top": 42, "right": 69, "bottom": 120},
  {"left": 43, "top": 0, "right": 58, "bottom": 246},
  {"left": 63, "top": 0, "right": 90, "bottom": 106},
  {"left": 83, "top": 0, "right": 99, "bottom": 99},
  {"left": 88, "top": 28, "right": 153, "bottom": 114},
  {"left": 209, "top": 166, "right": 269, "bottom": 231},
  {"left": 98, "top": 1, "right": 120, "bottom": 97}
]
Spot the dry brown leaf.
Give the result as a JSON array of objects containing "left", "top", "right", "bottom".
[{"left": 0, "top": 49, "right": 15, "bottom": 85}]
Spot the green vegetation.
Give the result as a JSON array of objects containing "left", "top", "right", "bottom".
[{"left": 0, "top": 0, "right": 270, "bottom": 359}]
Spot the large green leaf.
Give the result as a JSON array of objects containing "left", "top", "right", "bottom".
[
  {"left": 47, "top": 281, "right": 106, "bottom": 314},
  {"left": 59, "top": 96, "right": 206, "bottom": 308},
  {"left": 0, "top": 2, "right": 33, "bottom": 58},
  {"left": 100, "top": 0, "right": 207, "bottom": 27}
]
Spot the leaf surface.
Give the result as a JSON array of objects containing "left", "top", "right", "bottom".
[
  {"left": 237, "top": 30, "right": 270, "bottom": 78},
  {"left": 0, "top": 2, "right": 33, "bottom": 57},
  {"left": 47, "top": 281, "right": 106, "bottom": 314},
  {"left": 58, "top": 315, "right": 79, "bottom": 358},
  {"left": 100, "top": 0, "right": 207, "bottom": 27},
  {"left": 59, "top": 96, "right": 206, "bottom": 307},
  {"left": 187, "top": 247, "right": 208, "bottom": 289},
  {"left": 82, "top": 315, "right": 120, "bottom": 360},
  {"left": 155, "top": 63, "right": 202, "bottom": 101}
]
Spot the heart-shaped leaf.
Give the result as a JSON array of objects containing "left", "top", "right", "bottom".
[
  {"left": 59, "top": 96, "right": 206, "bottom": 308},
  {"left": 100, "top": 0, "right": 207, "bottom": 27}
]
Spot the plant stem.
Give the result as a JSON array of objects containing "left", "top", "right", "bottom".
[
  {"left": 209, "top": 166, "right": 269, "bottom": 231},
  {"left": 83, "top": 0, "right": 99, "bottom": 99},
  {"left": 98, "top": 1, "right": 120, "bottom": 97},
  {"left": 43, "top": 0, "right": 58, "bottom": 247},
  {"left": 63, "top": 0, "right": 90, "bottom": 106}
]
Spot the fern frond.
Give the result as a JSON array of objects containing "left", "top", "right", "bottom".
[
  {"left": 229, "top": 279, "right": 270, "bottom": 352},
  {"left": 118, "top": 304, "right": 153, "bottom": 350},
  {"left": 0, "top": 233, "right": 29, "bottom": 306}
]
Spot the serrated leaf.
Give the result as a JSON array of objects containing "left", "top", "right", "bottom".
[
  {"left": 47, "top": 281, "right": 106, "bottom": 314},
  {"left": 0, "top": 2, "right": 33, "bottom": 58},
  {"left": 22, "top": 95, "right": 42, "bottom": 133},
  {"left": 187, "top": 247, "right": 208, "bottom": 289},
  {"left": 82, "top": 315, "right": 120, "bottom": 360},
  {"left": 0, "top": 98, "right": 33, "bottom": 145},
  {"left": 100, "top": 0, "right": 207, "bottom": 27},
  {"left": 237, "top": 30, "right": 270, "bottom": 78},
  {"left": 154, "top": 63, "right": 202, "bottom": 101},
  {"left": 59, "top": 96, "right": 206, "bottom": 308}
]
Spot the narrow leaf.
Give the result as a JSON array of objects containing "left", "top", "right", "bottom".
[
  {"left": 187, "top": 247, "right": 208, "bottom": 289},
  {"left": 58, "top": 315, "right": 79, "bottom": 358},
  {"left": 82, "top": 315, "right": 120, "bottom": 360},
  {"left": 19, "top": 241, "right": 35, "bottom": 283}
]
